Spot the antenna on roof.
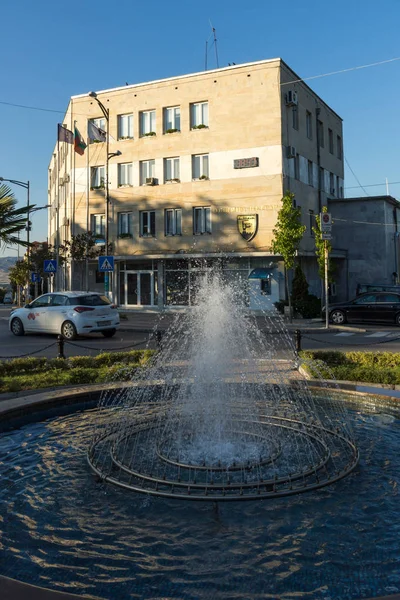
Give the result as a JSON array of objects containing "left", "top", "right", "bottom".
[{"left": 205, "top": 20, "right": 219, "bottom": 71}]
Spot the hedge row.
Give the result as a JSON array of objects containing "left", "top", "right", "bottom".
[
  {"left": 300, "top": 351, "right": 400, "bottom": 384},
  {"left": 0, "top": 350, "right": 155, "bottom": 377}
]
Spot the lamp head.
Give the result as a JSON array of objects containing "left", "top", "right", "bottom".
[{"left": 88, "top": 91, "right": 97, "bottom": 98}]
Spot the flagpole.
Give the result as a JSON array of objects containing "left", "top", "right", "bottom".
[
  {"left": 85, "top": 136, "right": 90, "bottom": 292},
  {"left": 55, "top": 135, "right": 60, "bottom": 293},
  {"left": 73, "top": 118, "right": 76, "bottom": 238}
]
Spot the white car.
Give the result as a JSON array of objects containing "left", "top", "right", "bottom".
[{"left": 9, "top": 292, "right": 120, "bottom": 340}]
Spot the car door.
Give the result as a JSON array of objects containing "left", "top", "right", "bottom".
[
  {"left": 51, "top": 294, "right": 70, "bottom": 332},
  {"left": 346, "top": 294, "right": 377, "bottom": 322},
  {"left": 375, "top": 293, "right": 400, "bottom": 322},
  {"left": 26, "top": 294, "right": 54, "bottom": 332}
]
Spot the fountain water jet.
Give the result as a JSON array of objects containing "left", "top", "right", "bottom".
[{"left": 88, "top": 273, "right": 359, "bottom": 500}]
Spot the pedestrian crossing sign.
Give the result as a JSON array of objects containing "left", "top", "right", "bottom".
[
  {"left": 98, "top": 256, "right": 114, "bottom": 272},
  {"left": 44, "top": 259, "right": 57, "bottom": 273}
]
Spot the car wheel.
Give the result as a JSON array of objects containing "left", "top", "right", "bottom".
[
  {"left": 11, "top": 317, "right": 24, "bottom": 336},
  {"left": 102, "top": 329, "right": 116, "bottom": 338},
  {"left": 396, "top": 314, "right": 400, "bottom": 327},
  {"left": 330, "top": 309, "right": 346, "bottom": 325},
  {"left": 61, "top": 321, "right": 77, "bottom": 340}
]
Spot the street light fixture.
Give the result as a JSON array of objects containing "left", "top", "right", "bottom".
[
  {"left": 0, "top": 177, "right": 30, "bottom": 297},
  {"left": 88, "top": 92, "right": 121, "bottom": 298}
]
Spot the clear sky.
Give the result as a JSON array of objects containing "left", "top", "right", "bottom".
[{"left": 1, "top": 0, "right": 400, "bottom": 256}]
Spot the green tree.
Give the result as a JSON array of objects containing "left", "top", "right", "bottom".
[
  {"left": 0, "top": 183, "right": 35, "bottom": 250},
  {"left": 8, "top": 260, "right": 29, "bottom": 304},
  {"left": 271, "top": 192, "right": 306, "bottom": 321},
  {"left": 312, "top": 206, "right": 335, "bottom": 305},
  {"left": 291, "top": 263, "right": 309, "bottom": 307},
  {"left": 62, "top": 232, "right": 102, "bottom": 289}
]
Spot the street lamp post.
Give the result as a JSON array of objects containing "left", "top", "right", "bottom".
[
  {"left": 0, "top": 177, "right": 30, "bottom": 299},
  {"left": 88, "top": 92, "right": 121, "bottom": 298}
]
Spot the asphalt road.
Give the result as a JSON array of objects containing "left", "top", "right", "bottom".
[{"left": 1, "top": 306, "right": 400, "bottom": 359}]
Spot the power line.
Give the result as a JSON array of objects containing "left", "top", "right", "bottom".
[
  {"left": 345, "top": 157, "right": 370, "bottom": 197},
  {"left": 344, "top": 181, "right": 400, "bottom": 190}
]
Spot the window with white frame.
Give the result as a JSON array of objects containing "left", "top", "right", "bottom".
[
  {"left": 193, "top": 206, "right": 211, "bottom": 234},
  {"left": 91, "top": 214, "right": 105, "bottom": 238},
  {"left": 306, "top": 111, "right": 312, "bottom": 139},
  {"left": 337, "top": 135, "right": 342, "bottom": 160},
  {"left": 140, "top": 160, "right": 156, "bottom": 184},
  {"left": 192, "top": 154, "right": 209, "bottom": 179},
  {"left": 190, "top": 101, "right": 208, "bottom": 128},
  {"left": 165, "top": 208, "right": 182, "bottom": 236},
  {"left": 329, "top": 172, "right": 335, "bottom": 195},
  {"left": 328, "top": 128, "right": 334, "bottom": 154},
  {"left": 118, "top": 212, "right": 133, "bottom": 236},
  {"left": 92, "top": 117, "right": 106, "bottom": 131},
  {"left": 292, "top": 107, "right": 299, "bottom": 130},
  {"left": 140, "top": 210, "right": 156, "bottom": 237},
  {"left": 117, "top": 114, "right": 133, "bottom": 139},
  {"left": 164, "top": 106, "right": 180, "bottom": 132},
  {"left": 164, "top": 157, "right": 180, "bottom": 182},
  {"left": 140, "top": 110, "right": 156, "bottom": 136},
  {"left": 118, "top": 163, "right": 133, "bottom": 186},
  {"left": 294, "top": 153, "right": 300, "bottom": 180},
  {"left": 91, "top": 166, "right": 105, "bottom": 188},
  {"left": 308, "top": 160, "right": 313, "bottom": 186}
]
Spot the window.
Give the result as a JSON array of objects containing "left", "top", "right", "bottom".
[
  {"left": 317, "top": 120, "right": 324, "bottom": 147},
  {"left": 329, "top": 172, "right": 335, "bottom": 195},
  {"left": 192, "top": 154, "right": 209, "bottom": 179},
  {"left": 91, "top": 166, "right": 105, "bottom": 189},
  {"left": 140, "top": 159, "right": 156, "bottom": 184},
  {"left": 118, "top": 212, "right": 133, "bottom": 236},
  {"left": 328, "top": 128, "right": 334, "bottom": 154},
  {"left": 190, "top": 101, "right": 208, "bottom": 128},
  {"left": 140, "top": 211, "right": 156, "bottom": 237},
  {"left": 30, "top": 294, "right": 53, "bottom": 308},
  {"left": 164, "top": 106, "right": 180, "bottom": 132},
  {"left": 118, "top": 163, "right": 133, "bottom": 186},
  {"left": 118, "top": 114, "right": 133, "bottom": 139},
  {"left": 193, "top": 207, "right": 211, "bottom": 234},
  {"left": 306, "top": 111, "right": 312, "bottom": 139},
  {"left": 261, "top": 279, "right": 271, "bottom": 295},
  {"left": 309, "top": 210, "right": 314, "bottom": 236},
  {"left": 164, "top": 157, "right": 180, "bottom": 182},
  {"left": 165, "top": 208, "right": 182, "bottom": 236},
  {"left": 354, "top": 294, "right": 376, "bottom": 304},
  {"left": 337, "top": 135, "right": 342, "bottom": 160},
  {"left": 292, "top": 106, "right": 299, "bottom": 130},
  {"left": 294, "top": 153, "right": 300, "bottom": 180},
  {"left": 308, "top": 160, "right": 313, "bottom": 186},
  {"left": 91, "top": 214, "right": 105, "bottom": 238},
  {"left": 319, "top": 167, "right": 324, "bottom": 191},
  {"left": 92, "top": 117, "right": 106, "bottom": 131},
  {"left": 52, "top": 294, "right": 68, "bottom": 306},
  {"left": 140, "top": 110, "right": 156, "bottom": 136}
]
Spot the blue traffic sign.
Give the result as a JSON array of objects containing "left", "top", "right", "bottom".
[
  {"left": 98, "top": 256, "right": 114, "bottom": 272},
  {"left": 44, "top": 259, "right": 57, "bottom": 273},
  {"left": 31, "top": 273, "right": 41, "bottom": 283}
]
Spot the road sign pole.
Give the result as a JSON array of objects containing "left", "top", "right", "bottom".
[{"left": 325, "top": 241, "right": 329, "bottom": 330}]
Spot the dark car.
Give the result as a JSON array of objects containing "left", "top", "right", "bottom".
[{"left": 329, "top": 292, "right": 400, "bottom": 325}]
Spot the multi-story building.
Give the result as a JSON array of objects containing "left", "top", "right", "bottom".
[{"left": 48, "top": 58, "right": 344, "bottom": 310}]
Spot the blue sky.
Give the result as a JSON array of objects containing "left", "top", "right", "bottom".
[{"left": 1, "top": 0, "right": 400, "bottom": 256}]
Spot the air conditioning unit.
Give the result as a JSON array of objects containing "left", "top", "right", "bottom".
[
  {"left": 285, "top": 90, "right": 298, "bottom": 106},
  {"left": 286, "top": 146, "right": 296, "bottom": 159},
  {"left": 145, "top": 177, "right": 156, "bottom": 186}
]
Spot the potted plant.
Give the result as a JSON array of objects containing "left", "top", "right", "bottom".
[
  {"left": 165, "top": 128, "right": 179, "bottom": 134},
  {"left": 117, "top": 233, "right": 133, "bottom": 239},
  {"left": 143, "top": 131, "right": 156, "bottom": 137},
  {"left": 192, "top": 124, "right": 208, "bottom": 130},
  {"left": 199, "top": 174, "right": 209, "bottom": 180}
]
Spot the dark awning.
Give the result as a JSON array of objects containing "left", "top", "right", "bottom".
[{"left": 248, "top": 268, "right": 274, "bottom": 280}]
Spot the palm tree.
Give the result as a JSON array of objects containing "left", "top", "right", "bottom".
[{"left": 0, "top": 183, "right": 35, "bottom": 249}]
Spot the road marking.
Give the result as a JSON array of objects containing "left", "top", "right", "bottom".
[
  {"left": 366, "top": 332, "right": 390, "bottom": 337},
  {"left": 334, "top": 332, "right": 355, "bottom": 336}
]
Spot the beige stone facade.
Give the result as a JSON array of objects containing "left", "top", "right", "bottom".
[{"left": 48, "top": 58, "right": 344, "bottom": 309}]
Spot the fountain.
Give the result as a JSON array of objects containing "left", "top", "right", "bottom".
[{"left": 88, "top": 273, "right": 359, "bottom": 500}]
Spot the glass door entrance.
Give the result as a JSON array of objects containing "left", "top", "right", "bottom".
[{"left": 119, "top": 271, "right": 155, "bottom": 306}]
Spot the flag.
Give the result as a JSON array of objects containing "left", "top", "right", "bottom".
[
  {"left": 88, "top": 120, "right": 107, "bottom": 142},
  {"left": 74, "top": 126, "right": 87, "bottom": 156},
  {"left": 58, "top": 123, "right": 74, "bottom": 144}
]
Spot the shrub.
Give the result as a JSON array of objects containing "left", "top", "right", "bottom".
[
  {"left": 67, "top": 368, "right": 99, "bottom": 385},
  {"left": 68, "top": 356, "right": 97, "bottom": 369},
  {"left": 0, "top": 357, "right": 47, "bottom": 376}
]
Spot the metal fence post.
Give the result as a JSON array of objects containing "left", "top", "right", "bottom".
[
  {"left": 295, "top": 329, "right": 302, "bottom": 352},
  {"left": 57, "top": 334, "right": 66, "bottom": 359}
]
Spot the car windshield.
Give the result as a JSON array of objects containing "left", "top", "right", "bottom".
[{"left": 68, "top": 295, "right": 111, "bottom": 306}]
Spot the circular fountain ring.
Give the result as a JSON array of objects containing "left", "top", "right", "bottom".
[{"left": 87, "top": 413, "right": 359, "bottom": 501}]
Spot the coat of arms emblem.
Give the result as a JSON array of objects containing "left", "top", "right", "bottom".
[{"left": 237, "top": 215, "right": 258, "bottom": 242}]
